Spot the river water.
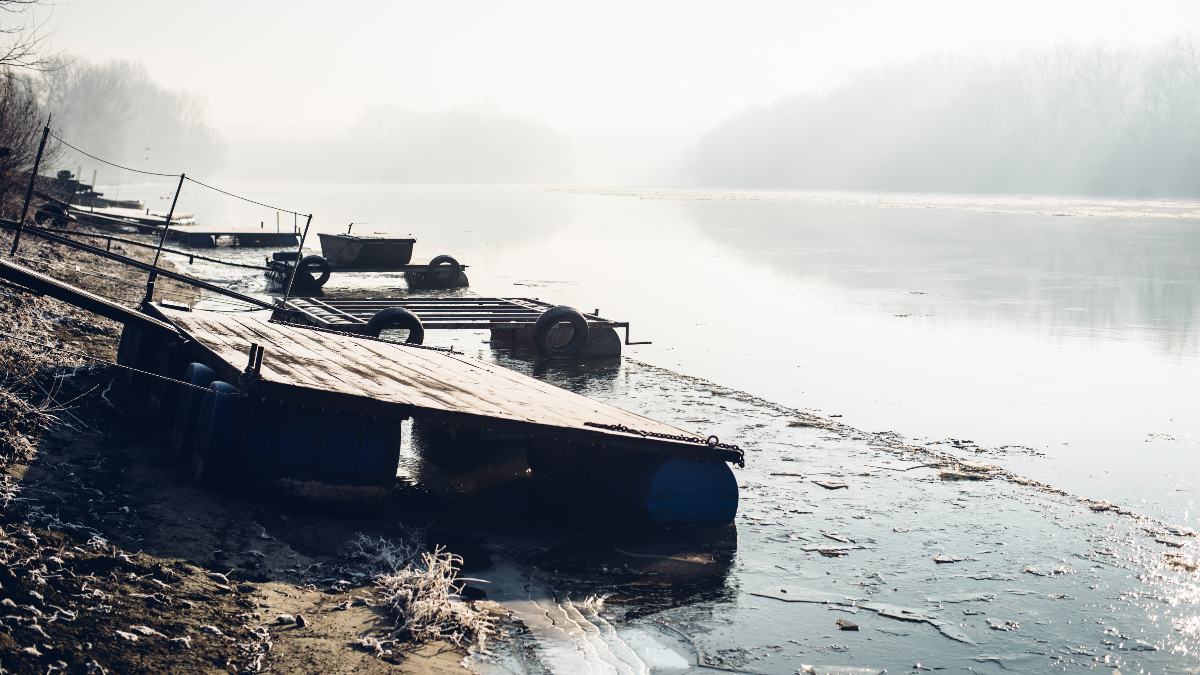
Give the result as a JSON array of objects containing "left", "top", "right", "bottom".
[{"left": 108, "top": 182, "right": 1200, "bottom": 672}]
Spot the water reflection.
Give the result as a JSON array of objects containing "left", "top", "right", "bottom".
[{"left": 686, "top": 200, "right": 1200, "bottom": 357}]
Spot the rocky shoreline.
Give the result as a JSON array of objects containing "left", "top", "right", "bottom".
[{"left": 0, "top": 227, "right": 491, "bottom": 674}]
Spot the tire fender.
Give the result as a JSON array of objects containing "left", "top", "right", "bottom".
[
  {"left": 428, "top": 255, "right": 461, "bottom": 286},
  {"left": 296, "top": 255, "right": 331, "bottom": 287},
  {"left": 532, "top": 306, "right": 589, "bottom": 357},
  {"left": 364, "top": 307, "right": 425, "bottom": 344}
]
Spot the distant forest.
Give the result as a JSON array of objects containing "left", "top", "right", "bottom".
[
  {"left": 38, "top": 57, "right": 227, "bottom": 177},
  {"left": 224, "top": 105, "right": 575, "bottom": 183},
  {"left": 691, "top": 35, "right": 1200, "bottom": 197}
]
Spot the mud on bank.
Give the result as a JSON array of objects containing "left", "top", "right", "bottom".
[{"left": 0, "top": 228, "right": 487, "bottom": 674}]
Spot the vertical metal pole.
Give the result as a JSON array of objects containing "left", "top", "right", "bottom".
[
  {"left": 143, "top": 173, "right": 185, "bottom": 304},
  {"left": 11, "top": 115, "right": 51, "bottom": 256},
  {"left": 280, "top": 214, "right": 312, "bottom": 306}
]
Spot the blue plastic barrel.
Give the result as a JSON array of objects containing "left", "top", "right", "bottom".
[
  {"left": 116, "top": 324, "right": 166, "bottom": 393},
  {"left": 194, "top": 381, "right": 249, "bottom": 485},
  {"left": 172, "top": 363, "right": 216, "bottom": 456},
  {"left": 527, "top": 440, "right": 738, "bottom": 525},
  {"left": 148, "top": 342, "right": 188, "bottom": 422},
  {"left": 235, "top": 402, "right": 402, "bottom": 488}
]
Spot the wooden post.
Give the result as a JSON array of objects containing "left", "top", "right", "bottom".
[
  {"left": 143, "top": 173, "right": 185, "bottom": 304},
  {"left": 280, "top": 214, "right": 313, "bottom": 306},
  {"left": 10, "top": 114, "right": 51, "bottom": 256}
]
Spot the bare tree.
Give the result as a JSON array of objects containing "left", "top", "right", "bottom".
[
  {"left": 0, "top": 69, "right": 59, "bottom": 217},
  {"left": 0, "top": 0, "right": 60, "bottom": 72}
]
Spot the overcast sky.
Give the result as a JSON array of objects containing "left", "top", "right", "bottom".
[{"left": 43, "top": 0, "right": 1200, "bottom": 140}]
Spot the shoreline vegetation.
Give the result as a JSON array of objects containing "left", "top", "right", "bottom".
[{"left": 0, "top": 227, "right": 495, "bottom": 674}]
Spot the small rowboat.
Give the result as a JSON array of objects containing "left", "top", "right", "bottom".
[{"left": 317, "top": 233, "right": 416, "bottom": 268}]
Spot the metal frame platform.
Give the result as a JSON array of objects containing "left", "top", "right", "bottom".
[{"left": 277, "top": 297, "right": 649, "bottom": 348}]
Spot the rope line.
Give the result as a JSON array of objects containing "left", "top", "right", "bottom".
[
  {"left": 38, "top": 225, "right": 270, "bottom": 270},
  {"left": 48, "top": 133, "right": 179, "bottom": 177},
  {"left": 49, "top": 132, "right": 310, "bottom": 217},
  {"left": 184, "top": 177, "right": 307, "bottom": 217},
  {"left": 0, "top": 330, "right": 247, "bottom": 398}
]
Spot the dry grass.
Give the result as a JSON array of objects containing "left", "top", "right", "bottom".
[{"left": 337, "top": 532, "right": 496, "bottom": 656}]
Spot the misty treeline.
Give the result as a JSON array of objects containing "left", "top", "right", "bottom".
[
  {"left": 693, "top": 34, "right": 1200, "bottom": 196},
  {"left": 0, "top": 56, "right": 225, "bottom": 194},
  {"left": 0, "top": 72, "right": 61, "bottom": 216},
  {"left": 225, "top": 104, "right": 574, "bottom": 183},
  {"left": 36, "top": 56, "right": 225, "bottom": 177}
]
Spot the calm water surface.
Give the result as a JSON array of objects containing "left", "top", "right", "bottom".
[{"left": 112, "top": 182, "right": 1200, "bottom": 672}]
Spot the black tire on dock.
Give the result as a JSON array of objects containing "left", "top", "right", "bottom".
[
  {"left": 295, "top": 255, "right": 331, "bottom": 287},
  {"left": 532, "top": 306, "right": 589, "bottom": 358},
  {"left": 428, "top": 255, "right": 461, "bottom": 287},
  {"left": 34, "top": 203, "right": 67, "bottom": 227},
  {"left": 364, "top": 307, "right": 425, "bottom": 344}
]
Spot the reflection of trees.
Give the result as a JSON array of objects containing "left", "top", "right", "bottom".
[
  {"left": 692, "top": 34, "right": 1200, "bottom": 197},
  {"left": 684, "top": 201, "right": 1200, "bottom": 357}
]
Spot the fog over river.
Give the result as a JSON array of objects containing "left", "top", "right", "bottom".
[{"left": 115, "top": 182, "right": 1200, "bottom": 672}]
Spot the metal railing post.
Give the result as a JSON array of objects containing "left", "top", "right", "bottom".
[
  {"left": 280, "top": 214, "right": 313, "bottom": 306},
  {"left": 143, "top": 173, "right": 185, "bottom": 304},
  {"left": 10, "top": 114, "right": 51, "bottom": 256}
]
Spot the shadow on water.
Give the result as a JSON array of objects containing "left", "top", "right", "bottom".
[
  {"left": 487, "top": 344, "right": 623, "bottom": 395},
  {"left": 393, "top": 413, "right": 737, "bottom": 617}
]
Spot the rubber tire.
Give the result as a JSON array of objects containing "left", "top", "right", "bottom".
[
  {"left": 172, "top": 363, "right": 217, "bottom": 457},
  {"left": 35, "top": 203, "right": 67, "bottom": 227},
  {"left": 296, "top": 255, "right": 331, "bottom": 287},
  {"left": 364, "top": 307, "right": 425, "bottom": 344},
  {"left": 428, "top": 255, "right": 461, "bottom": 287},
  {"left": 532, "top": 306, "right": 589, "bottom": 358}
]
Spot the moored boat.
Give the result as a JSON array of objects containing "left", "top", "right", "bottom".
[{"left": 317, "top": 233, "right": 416, "bottom": 268}]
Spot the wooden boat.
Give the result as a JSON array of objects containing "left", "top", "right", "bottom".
[{"left": 317, "top": 233, "right": 416, "bottom": 268}]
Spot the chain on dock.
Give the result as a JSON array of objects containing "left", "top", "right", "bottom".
[{"left": 583, "top": 421, "right": 745, "bottom": 467}]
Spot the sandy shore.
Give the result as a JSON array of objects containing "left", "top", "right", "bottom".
[{"left": 0, "top": 225, "right": 480, "bottom": 674}]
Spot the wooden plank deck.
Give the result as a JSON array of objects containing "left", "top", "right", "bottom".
[{"left": 146, "top": 304, "right": 739, "bottom": 463}]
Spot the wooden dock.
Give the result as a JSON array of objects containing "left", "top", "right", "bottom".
[
  {"left": 145, "top": 303, "right": 737, "bottom": 463},
  {"left": 0, "top": 249, "right": 737, "bottom": 520}
]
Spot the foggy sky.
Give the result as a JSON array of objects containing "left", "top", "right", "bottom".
[
  {"left": 46, "top": 1, "right": 1200, "bottom": 138},
  {"left": 33, "top": 1, "right": 1200, "bottom": 184}
]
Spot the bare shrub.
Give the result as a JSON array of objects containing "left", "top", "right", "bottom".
[{"left": 366, "top": 547, "right": 495, "bottom": 653}]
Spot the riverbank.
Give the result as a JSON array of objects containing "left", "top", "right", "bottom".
[{"left": 0, "top": 227, "right": 483, "bottom": 674}]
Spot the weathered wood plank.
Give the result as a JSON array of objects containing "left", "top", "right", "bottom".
[{"left": 149, "top": 305, "right": 739, "bottom": 462}]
